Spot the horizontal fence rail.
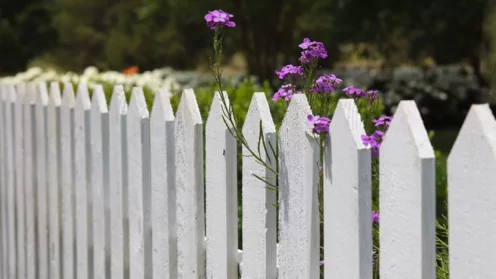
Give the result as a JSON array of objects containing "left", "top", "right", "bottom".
[{"left": 0, "top": 81, "right": 494, "bottom": 279}]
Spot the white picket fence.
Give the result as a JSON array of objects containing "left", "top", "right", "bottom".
[{"left": 0, "top": 81, "right": 494, "bottom": 279}]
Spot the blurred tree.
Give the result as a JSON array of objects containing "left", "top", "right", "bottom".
[{"left": 0, "top": 0, "right": 56, "bottom": 74}]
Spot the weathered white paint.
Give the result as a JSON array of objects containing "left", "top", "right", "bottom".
[
  {"left": 241, "top": 92, "right": 277, "bottom": 279},
  {"left": 380, "top": 100, "right": 436, "bottom": 279},
  {"left": 47, "top": 81, "right": 62, "bottom": 279},
  {"left": 324, "top": 99, "right": 372, "bottom": 279},
  {"left": 23, "top": 83, "right": 37, "bottom": 279},
  {"left": 74, "top": 83, "right": 91, "bottom": 279},
  {"left": 448, "top": 104, "right": 496, "bottom": 279},
  {"left": 14, "top": 83, "right": 26, "bottom": 279},
  {"left": 127, "top": 87, "right": 151, "bottom": 279},
  {"left": 109, "top": 85, "right": 127, "bottom": 279},
  {"left": 36, "top": 83, "right": 49, "bottom": 279},
  {"left": 205, "top": 91, "right": 238, "bottom": 279},
  {"left": 278, "top": 94, "right": 319, "bottom": 279},
  {"left": 175, "top": 89, "right": 205, "bottom": 278},
  {"left": 60, "top": 83, "right": 76, "bottom": 279},
  {"left": 150, "top": 88, "right": 177, "bottom": 279},
  {"left": 91, "top": 85, "right": 109, "bottom": 279}
]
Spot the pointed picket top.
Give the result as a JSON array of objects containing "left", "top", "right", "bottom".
[
  {"left": 241, "top": 92, "right": 277, "bottom": 279},
  {"left": 278, "top": 93, "right": 320, "bottom": 279},
  {"left": 330, "top": 99, "right": 368, "bottom": 149},
  {"left": 7, "top": 84, "right": 17, "bottom": 103},
  {"left": 242, "top": 92, "right": 276, "bottom": 136},
  {"left": 151, "top": 88, "right": 174, "bottom": 121},
  {"left": 24, "top": 82, "right": 37, "bottom": 105},
  {"left": 128, "top": 87, "right": 149, "bottom": 119},
  {"left": 176, "top": 88, "right": 202, "bottom": 125},
  {"left": 206, "top": 91, "right": 234, "bottom": 128},
  {"left": 62, "top": 83, "right": 76, "bottom": 108},
  {"left": 37, "top": 82, "right": 49, "bottom": 105},
  {"left": 380, "top": 100, "right": 436, "bottom": 279},
  {"left": 448, "top": 104, "right": 496, "bottom": 279},
  {"left": 92, "top": 85, "right": 108, "bottom": 113},
  {"left": 382, "top": 100, "right": 434, "bottom": 158},
  {"left": 325, "top": 99, "right": 372, "bottom": 279},
  {"left": 75, "top": 83, "right": 91, "bottom": 111},
  {"left": 49, "top": 82, "right": 62, "bottom": 107},
  {"left": 110, "top": 85, "right": 128, "bottom": 115}
]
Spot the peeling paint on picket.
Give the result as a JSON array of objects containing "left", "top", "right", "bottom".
[
  {"left": 324, "top": 99, "right": 372, "bottom": 279},
  {"left": 278, "top": 94, "right": 320, "bottom": 279},
  {"left": 175, "top": 88, "right": 205, "bottom": 278},
  {"left": 448, "top": 104, "right": 496, "bottom": 279},
  {"left": 150, "top": 88, "right": 177, "bottom": 279},
  {"left": 380, "top": 100, "right": 436, "bottom": 279},
  {"left": 241, "top": 92, "right": 277, "bottom": 279}
]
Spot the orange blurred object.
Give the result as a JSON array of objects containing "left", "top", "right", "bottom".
[{"left": 123, "top": 66, "right": 139, "bottom": 76}]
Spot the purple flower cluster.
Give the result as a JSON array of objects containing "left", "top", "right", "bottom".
[
  {"left": 310, "top": 74, "right": 343, "bottom": 94},
  {"left": 272, "top": 84, "right": 301, "bottom": 101},
  {"left": 373, "top": 116, "right": 393, "bottom": 127},
  {"left": 343, "top": 86, "right": 366, "bottom": 98},
  {"left": 372, "top": 211, "right": 379, "bottom": 223},
  {"left": 204, "top": 10, "right": 236, "bottom": 30},
  {"left": 298, "top": 38, "right": 328, "bottom": 63},
  {"left": 361, "top": 130, "right": 385, "bottom": 157},
  {"left": 275, "top": 64, "right": 303, "bottom": 80},
  {"left": 307, "top": 115, "right": 331, "bottom": 134}
]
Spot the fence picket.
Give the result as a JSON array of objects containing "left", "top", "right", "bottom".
[
  {"left": 175, "top": 89, "right": 205, "bottom": 278},
  {"left": 205, "top": 91, "right": 238, "bottom": 279},
  {"left": 4, "top": 85, "right": 17, "bottom": 279},
  {"left": 150, "top": 88, "right": 177, "bottom": 279},
  {"left": 324, "top": 99, "right": 372, "bottom": 279},
  {"left": 60, "top": 83, "right": 76, "bottom": 279},
  {"left": 448, "top": 104, "right": 496, "bottom": 278},
  {"left": 127, "top": 87, "right": 152, "bottom": 279},
  {"left": 278, "top": 94, "right": 320, "bottom": 279},
  {"left": 241, "top": 92, "right": 277, "bottom": 279},
  {"left": 74, "top": 83, "right": 91, "bottom": 279},
  {"left": 0, "top": 86, "right": 8, "bottom": 279},
  {"left": 23, "top": 83, "right": 37, "bottom": 279},
  {"left": 91, "top": 85, "right": 110, "bottom": 279},
  {"left": 14, "top": 83, "right": 26, "bottom": 279},
  {"left": 47, "top": 81, "right": 62, "bottom": 279},
  {"left": 109, "top": 85, "right": 128, "bottom": 279},
  {"left": 380, "top": 100, "right": 436, "bottom": 279},
  {"left": 35, "top": 83, "right": 49, "bottom": 279}
]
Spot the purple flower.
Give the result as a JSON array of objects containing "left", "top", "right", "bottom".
[
  {"left": 272, "top": 84, "right": 301, "bottom": 101},
  {"left": 298, "top": 38, "right": 328, "bottom": 63},
  {"left": 310, "top": 74, "right": 343, "bottom": 94},
  {"left": 367, "top": 90, "right": 379, "bottom": 103},
  {"left": 319, "top": 260, "right": 325, "bottom": 266},
  {"left": 204, "top": 10, "right": 236, "bottom": 30},
  {"left": 308, "top": 115, "right": 331, "bottom": 134},
  {"left": 343, "top": 86, "right": 366, "bottom": 98},
  {"left": 361, "top": 130, "right": 385, "bottom": 157},
  {"left": 372, "top": 211, "right": 379, "bottom": 223},
  {"left": 372, "top": 116, "right": 393, "bottom": 128},
  {"left": 275, "top": 64, "right": 303, "bottom": 80}
]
